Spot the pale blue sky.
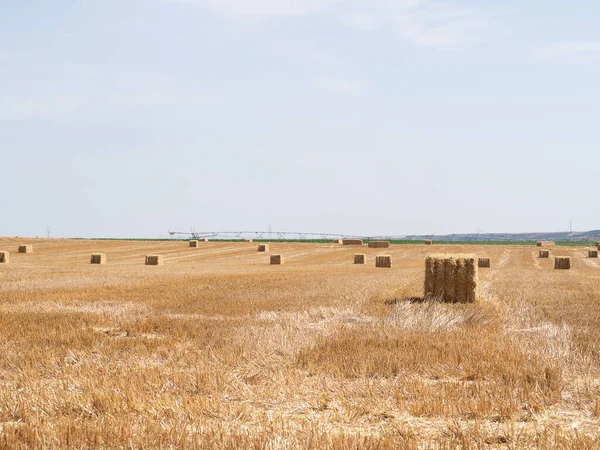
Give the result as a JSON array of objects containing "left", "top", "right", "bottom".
[{"left": 1, "top": 0, "right": 599, "bottom": 238}]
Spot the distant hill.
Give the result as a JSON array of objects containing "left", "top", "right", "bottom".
[{"left": 381, "top": 230, "right": 600, "bottom": 243}]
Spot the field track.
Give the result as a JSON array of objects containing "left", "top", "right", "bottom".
[{"left": 1, "top": 238, "right": 600, "bottom": 448}]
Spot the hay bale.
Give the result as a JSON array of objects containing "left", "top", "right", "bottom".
[
  {"left": 375, "top": 255, "right": 392, "bottom": 268},
  {"left": 554, "top": 257, "right": 571, "bottom": 270},
  {"left": 270, "top": 255, "right": 282, "bottom": 265},
  {"left": 539, "top": 250, "right": 550, "bottom": 258},
  {"left": 145, "top": 255, "right": 164, "bottom": 266},
  {"left": 245, "top": 239, "right": 253, "bottom": 243},
  {"left": 90, "top": 254, "right": 106, "bottom": 265},
  {"left": 333, "top": 239, "right": 342, "bottom": 244},
  {"left": 189, "top": 240, "right": 198, "bottom": 248},
  {"left": 18, "top": 244, "right": 32, "bottom": 254},
  {"left": 424, "top": 240, "right": 433, "bottom": 245},
  {"left": 257, "top": 244, "right": 269, "bottom": 252},
  {"left": 368, "top": 241, "right": 390, "bottom": 249},
  {"left": 588, "top": 250, "right": 598, "bottom": 258},
  {"left": 537, "top": 241, "right": 556, "bottom": 247},
  {"left": 478, "top": 257, "right": 491, "bottom": 268},
  {"left": 198, "top": 238, "right": 209, "bottom": 242},
  {"left": 424, "top": 254, "right": 478, "bottom": 303},
  {"left": 0, "top": 251, "right": 9, "bottom": 264},
  {"left": 354, "top": 254, "right": 365, "bottom": 264},
  {"left": 342, "top": 239, "right": 363, "bottom": 246}
]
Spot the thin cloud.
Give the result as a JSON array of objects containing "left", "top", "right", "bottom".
[
  {"left": 169, "top": 0, "right": 494, "bottom": 50},
  {"left": 536, "top": 41, "right": 600, "bottom": 65}
]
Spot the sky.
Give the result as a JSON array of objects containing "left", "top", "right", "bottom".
[{"left": 1, "top": 0, "right": 599, "bottom": 238}]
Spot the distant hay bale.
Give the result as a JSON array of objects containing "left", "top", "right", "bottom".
[
  {"left": 539, "top": 250, "right": 550, "bottom": 258},
  {"left": 375, "top": 255, "right": 392, "bottom": 268},
  {"left": 18, "top": 244, "right": 32, "bottom": 254},
  {"left": 424, "top": 240, "right": 433, "bottom": 245},
  {"left": 554, "top": 257, "right": 571, "bottom": 270},
  {"left": 90, "top": 254, "right": 106, "bottom": 265},
  {"left": 333, "top": 239, "right": 343, "bottom": 244},
  {"left": 424, "top": 254, "right": 478, "bottom": 303},
  {"left": 198, "top": 238, "right": 209, "bottom": 242},
  {"left": 0, "top": 251, "right": 9, "bottom": 264},
  {"left": 537, "top": 241, "right": 556, "bottom": 247},
  {"left": 368, "top": 241, "right": 390, "bottom": 249},
  {"left": 343, "top": 239, "right": 363, "bottom": 246},
  {"left": 588, "top": 250, "right": 598, "bottom": 258},
  {"left": 189, "top": 240, "right": 198, "bottom": 248},
  {"left": 270, "top": 255, "right": 282, "bottom": 265},
  {"left": 245, "top": 239, "right": 253, "bottom": 243},
  {"left": 257, "top": 244, "right": 269, "bottom": 252},
  {"left": 478, "top": 257, "right": 491, "bottom": 268},
  {"left": 145, "top": 255, "right": 164, "bottom": 266},
  {"left": 354, "top": 254, "right": 365, "bottom": 264}
]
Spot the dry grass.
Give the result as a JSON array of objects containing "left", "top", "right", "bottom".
[{"left": 1, "top": 238, "right": 600, "bottom": 448}]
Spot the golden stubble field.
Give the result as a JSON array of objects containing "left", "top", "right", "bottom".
[{"left": 1, "top": 238, "right": 600, "bottom": 449}]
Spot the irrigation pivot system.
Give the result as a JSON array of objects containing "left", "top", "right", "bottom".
[{"left": 167, "top": 230, "right": 369, "bottom": 240}]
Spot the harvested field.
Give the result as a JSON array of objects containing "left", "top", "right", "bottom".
[{"left": 1, "top": 238, "right": 600, "bottom": 448}]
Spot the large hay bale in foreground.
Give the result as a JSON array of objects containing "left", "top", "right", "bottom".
[
  {"left": 257, "top": 244, "right": 269, "bottom": 252},
  {"left": 368, "top": 241, "right": 390, "bottom": 249},
  {"left": 539, "top": 250, "right": 550, "bottom": 258},
  {"left": 424, "top": 240, "right": 433, "bottom": 245},
  {"left": 18, "top": 244, "right": 32, "bottom": 254},
  {"left": 270, "top": 255, "right": 282, "bottom": 265},
  {"left": 537, "top": 241, "right": 556, "bottom": 247},
  {"left": 189, "top": 240, "right": 198, "bottom": 248},
  {"left": 343, "top": 239, "right": 363, "bottom": 246},
  {"left": 478, "top": 257, "right": 491, "bottom": 268},
  {"left": 0, "top": 251, "right": 9, "bottom": 264},
  {"left": 354, "top": 254, "right": 365, "bottom": 265},
  {"left": 145, "top": 255, "right": 164, "bottom": 266},
  {"left": 375, "top": 255, "right": 392, "bottom": 268},
  {"left": 424, "top": 254, "right": 478, "bottom": 303},
  {"left": 590, "top": 250, "right": 599, "bottom": 258},
  {"left": 554, "top": 257, "right": 571, "bottom": 270},
  {"left": 90, "top": 254, "right": 106, "bottom": 265}
]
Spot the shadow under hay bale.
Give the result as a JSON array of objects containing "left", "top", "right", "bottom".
[
  {"left": 0, "top": 251, "right": 9, "bottom": 264},
  {"left": 270, "top": 255, "right": 282, "bottom": 265},
  {"left": 478, "top": 257, "right": 491, "bottom": 268},
  {"left": 375, "top": 255, "right": 392, "bottom": 268},
  {"left": 539, "top": 250, "right": 550, "bottom": 258},
  {"left": 424, "top": 254, "right": 478, "bottom": 303},
  {"left": 342, "top": 239, "right": 363, "bottom": 245},
  {"left": 90, "top": 254, "right": 106, "bottom": 265},
  {"left": 18, "top": 245, "right": 32, "bottom": 254},
  {"left": 368, "top": 241, "right": 390, "bottom": 249},
  {"left": 145, "top": 255, "right": 164, "bottom": 266},
  {"left": 554, "top": 257, "right": 571, "bottom": 270},
  {"left": 257, "top": 244, "right": 269, "bottom": 252},
  {"left": 384, "top": 297, "right": 425, "bottom": 305},
  {"left": 354, "top": 254, "right": 365, "bottom": 264}
]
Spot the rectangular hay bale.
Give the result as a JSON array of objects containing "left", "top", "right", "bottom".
[
  {"left": 0, "top": 251, "right": 9, "bottom": 264},
  {"left": 270, "top": 255, "right": 282, "bottom": 265},
  {"left": 424, "top": 240, "right": 433, "bottom": 245},
  {"left": 189, "top": 240, "right": 198, "bottom": 248},
  {"left": 90, "top": 254, "right": 106, "bottom": 265},
  {"left": 589, "top": 250, "right": 599, "bottom": 258},
  {"left": 18, "top": 244, "right": 32, "bottom": 254},
  {"left": 368, "top": 241, "right": 390, "bottom": 249},
  {"left": 424, "top": 254, "right": 478, "bottom": 303},
  {"left": 537, "top": 241, "right": 556, "bottom": 247},
  {"left": 554, "top": 257, "right": 571, "bottom": 270},
  {"left": 342, "top": 239, "right": 364, "bottom": 246},
  {"left": 375, "top": 255, "right": 392, "bottom": 268},
  {"left": 198, "top": 238, "right": 209, "bottom": 242},
  {"left": 257, "top": 244, "right": 269, "bottom": 252},
  {"left": 354, "top": 254, "right": 366, "bottom": 264},
  {"left": 478, "top": 257, "right": 491, "bottom": 268},
  {"left": 539, "top": 250, "right": 550, "bottom": 258},
  {"left": 145, "top": 255, "right": 164, "bottom": 266}
]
